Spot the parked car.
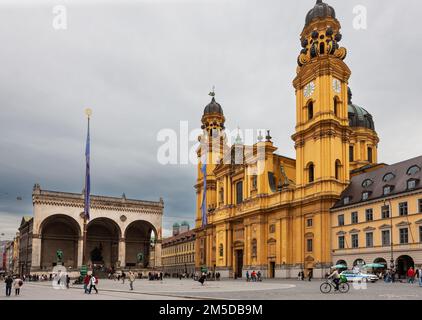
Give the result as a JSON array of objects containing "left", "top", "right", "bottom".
[{"left": 340, "top": 270, "right": 379, "bottom": 283}]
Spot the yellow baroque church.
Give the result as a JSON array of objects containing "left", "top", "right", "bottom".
[{"left": 194, "top": 0, "right": 380, "bottom": 279}]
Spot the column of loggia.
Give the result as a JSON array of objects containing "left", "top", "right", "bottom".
[{"left": 118, "top": 237, "right": 125, "bottom": 268}]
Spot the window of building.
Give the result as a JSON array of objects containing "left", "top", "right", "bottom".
[
  {"left": 219, "top": 244, "right": 223, "bottom": 257},
  {"left": 308, "top": 101, "right": 314, "bottom": 120},
  {"left": 362, "top": 192, "right": 370, "bottom": 201},
  {"left": 236, "top": 181, "right": 243, "bottom": 205},
  {"left": 407, "top": 179, "right": 417, "bottom": 190},
  {"left": 419, "top": 199, "right": 422, "bottom": 213},
  {"left": 382, "top": 205, "right": 390, "bottom": 219},
  {"left": 382, "top": 230, "right": 390, "bottom": 246},
  {"left": 344, "top": 197, "right": 350, "bottom": 205},
  {"left": 407, "top": 165, "right": 421, "bottom": 176},
  {"left": 383, "top": 185, "right": 393, "bottom": 196},
  {"left": 335, "top": 160, "right": 341, "bottom": 180},
  {"left": 307, "top": 218, "right": 313, "bottom": 227},
  {"left": 362, "top": 179, "right": 373, "bottom": 188},
  {"left": 351, "top": 212, "right": 358, "bottom": 224},
  {"left": 383, "top": 173, "right": 395, "bottom": 182},
  {"left": 307, "top": 239, "right": 313, "bottom": 252},
  {"left": 399, "top": 202, "right": 408, "bottom": 216},
  {"left": 365, "top": 209, "right": 373, "bottom": 221},
  {"left": 366, "top": 232, "right": 374, "bottom": 248},
  {"left": 338, "top": 214, "right": 345, "bottom": 226},
  {"left": 349, "top": 145, "right": 354, "bottom": 162},
  {"left": 367, "top": 147, "right": 373, "bottom": 163},
  {"left": 269, "top": 224, "right": 276, "bottom": 233},
  {"left": 399, "top": 228, "right": 409, "bottom": 244},
  {"left": 308, "top": 163, "right": 315, "bottom": 183},
  {"left": 351, "top": 234, "right": 359, "bottom": 248},
  {"left": 251, "top": 175, "right": 257, "bottom": 191},
  {"left": 333, "top": 98, "right": 338, "bottom": 117},
  {"left": 338, "top": 236, "right": 345, "bottom": 249}
]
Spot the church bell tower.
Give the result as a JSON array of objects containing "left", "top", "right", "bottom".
[{"left": 292, "top": 0, "right": 352, "bottom": 195}]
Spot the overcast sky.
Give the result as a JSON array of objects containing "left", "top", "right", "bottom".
[{"left": 0, "top": 0, "right": 421, "bottom": 239}]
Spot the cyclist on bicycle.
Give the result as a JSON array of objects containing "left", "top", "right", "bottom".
[{"left": 328, "top": 267, "right": 341, "bottom": 291}]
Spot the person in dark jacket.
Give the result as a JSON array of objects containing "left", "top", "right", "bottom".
[{"left": 5, "top": 275, "right": 13, "bottom": 297}]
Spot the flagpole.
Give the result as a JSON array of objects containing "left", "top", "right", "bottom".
[{"left": 82, "top": 108, "right": 92, "bottom": 267}]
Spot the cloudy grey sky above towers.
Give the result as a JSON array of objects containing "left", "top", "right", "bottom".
[{"left": 0, "top": 0, "right": 421, "bottom": 238}]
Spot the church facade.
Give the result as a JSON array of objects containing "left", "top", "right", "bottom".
[{"left": 194, "top": 0, "right": 381, "bottom": 279}]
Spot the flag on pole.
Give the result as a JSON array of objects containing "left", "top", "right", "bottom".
[
  {"left": 200, "top": 146, "right": 207, "bottom": 228},
  {"left": 84, "top": 113, "right": 91, "bottom": 221}
]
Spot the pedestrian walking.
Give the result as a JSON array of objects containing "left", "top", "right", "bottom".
[
  {"left": 5, "top": 275, "right": 13, "bottom": 297},
  {"left": 308, "top": 270, "right": 313, "bottom": 282},
  {"left": 251, "top": 270, "right": 257, "bottom": 282},
  {"left": 66, "top": 275, "right": 70, "bottom": 289},
  {"left": 198, "top": 273, "right": 206, "bottom": 286},
  {"left": 129, "top": 271, "right": 135, "bottom": 291},
  {"left": 407, "top": 267, "right": 416, "bottom": 284},
  {"left": 14, "top": 277, "right": 23, "bottom": 296},
  {"left": 89, "top": 274, "right": 98, "bottom": 294},
  {"left": 246, "top": 271, "right": 250, "bottom": 282},
  {"left": 417, "top": 267, "right": 422, "bottom": 287},
  {"left": 121, "top": 271, "right": 126, "bottom": 284},
  {"left": 83, "top": 274, "right": 90, "bottom": 293}
]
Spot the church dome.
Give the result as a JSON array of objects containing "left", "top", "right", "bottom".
[
  {"left": 347, "top": 88, "right": 375, "bottom": 131},
  {"left": 203, "top": 97, "right": 223, "bottom": 115},
  {"left": 305, "top": 0, "right": 336, "bottom": 27}
]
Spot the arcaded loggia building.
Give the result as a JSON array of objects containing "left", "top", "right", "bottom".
[
  {"left": 194, "top": 0, "right": 383, "bottom": 279},
  {"left": 24, "top": 184, "right": 163, "bottom": 275}
]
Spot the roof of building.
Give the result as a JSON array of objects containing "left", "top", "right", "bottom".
[
  {"left": 347, "top": 87, "right": 375, "bottom": 131},
  {"left": 305, "top": 0, "right": 336, "bottom": 27},
  {"left": 333, "top": 155, "right": 422, "bottom": 209},
  {"left": 203, "top": 97, "right": 223, "bottom": 115},
  {"left": 162, "top": 229, "right": 196, "bottom": 246}
]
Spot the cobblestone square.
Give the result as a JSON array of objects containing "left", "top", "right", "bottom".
[{"left": 2, "top": 279, "right": 422, "bottom": 300}]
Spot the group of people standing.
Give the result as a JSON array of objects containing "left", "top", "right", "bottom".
[
  {"left": 246, "top": 270, "right": 262, "bottom": 282},
  {"left": 298, "top": 270, "right": 313, "bottom": 281},
  {"left": 4, "top": 275, "right": 23, "bottom": 297}
]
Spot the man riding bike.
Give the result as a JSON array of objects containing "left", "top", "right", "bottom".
[{"left": 328, "top": 267, "right": 341, "bottom": 291}]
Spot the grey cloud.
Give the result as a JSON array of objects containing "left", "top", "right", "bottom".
[{"left": 0, "top": 0, "right": 421, "bottom": 238}]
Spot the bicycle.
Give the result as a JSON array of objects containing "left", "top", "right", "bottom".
[{"left": 320, "top": 278, "right": 350, "bottom": 294}]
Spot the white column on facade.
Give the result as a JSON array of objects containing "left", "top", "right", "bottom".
[{"left": 118, "top": 238, "right": 126, "bottom": 268}]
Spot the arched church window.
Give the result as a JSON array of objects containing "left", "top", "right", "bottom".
[
  {"left": 367, "top": 147, "right": 373, "bottom": 163},
  {"left": 307, "top": 101, "right": 314, "bottom": 120},
  {"left": 308, "top": 163, "right": 315, "bottom": 183},
  {"left": 335, "top": 160, "right": 341, "bottom": 180},
  {"left": 334, "top": 97, "right": 339, "bottom": 117}
]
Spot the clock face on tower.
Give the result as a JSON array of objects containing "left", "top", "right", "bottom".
[
  {"left": 304, "top": 81, "right": 315, "bottom": 98},
  {"left": 332, "top": 78, "right": 341, "bottom": 94}
]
